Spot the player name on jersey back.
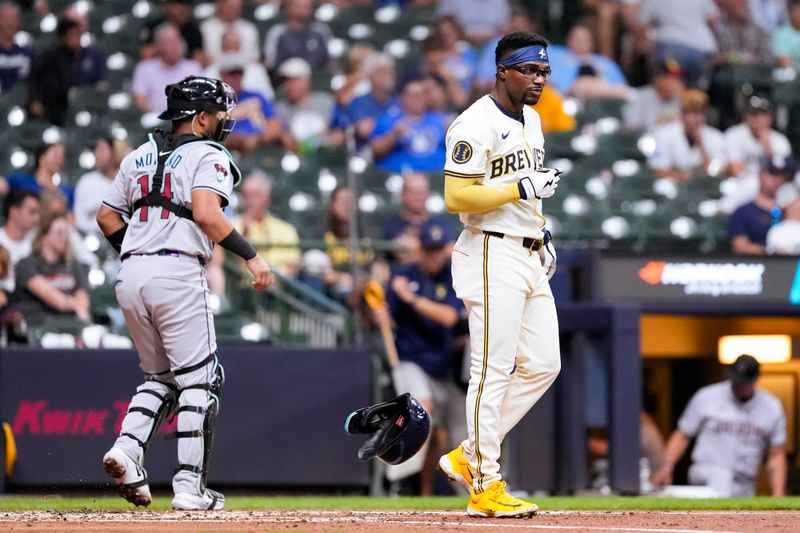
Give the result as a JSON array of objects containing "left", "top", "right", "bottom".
[
  {"left": 102, "top": 137, "right": 235, "bottom": 260},
  {"left": 444, "top": 95, "right": 547, "bottom": 238}
]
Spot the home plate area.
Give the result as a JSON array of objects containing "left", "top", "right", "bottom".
[{"left": 2, "top": 510, "right": 800, "bottom": 532}]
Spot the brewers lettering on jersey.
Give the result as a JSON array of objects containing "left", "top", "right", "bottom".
[
  {"left": 96, "top": 76, "right": 271, "bottom": 511},
  {"left": 437, "top": 32, "right": 562, "bottom": 519}
]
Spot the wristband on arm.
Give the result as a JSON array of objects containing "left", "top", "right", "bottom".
[
  {"left": 219, "top": 228, "right": 258, "bottom": 260},
  {"left": 105, "top": 225, "right": 128, "bottom": 253}
]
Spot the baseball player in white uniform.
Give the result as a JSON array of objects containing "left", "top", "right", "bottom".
[
  {"left": 651, "top": 354, "right": 787, "bottom": 497},
  {"left": 96, "top": 76, "right": 272, "bottom": 510},
  {"left": 436, "top": 32, "right": 562, "bottom": 518}
]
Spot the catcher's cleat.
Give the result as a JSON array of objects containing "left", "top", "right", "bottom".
[
  {"left": 103, "top": 447, "right": 152, "bottom": 507},
  {"left": 467, "top": 481, "right": 539, "bottom": 518},
  {"left": 172, "top": 488, "right": 225, "bottom": 510},
  {"left": 438, "top": 444, "right": 475, "bottom": 492}
]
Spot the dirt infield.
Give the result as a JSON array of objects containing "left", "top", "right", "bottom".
[{"left": 2, "top": 509, "right": 799, "bottom": 532}]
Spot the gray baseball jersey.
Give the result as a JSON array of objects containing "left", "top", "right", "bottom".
[
  {"left": 679, "top": 382, "right": 785, "bottom": 482},
  {"left": 102, "top": 134, "right": 240, "bottom": 262}
]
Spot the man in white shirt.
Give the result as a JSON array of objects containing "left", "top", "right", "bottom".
[
  {"left": 74, "top": 137, "right": 129, "bottom": 234},
  {"left": 766, "top": 198, "right": 800, "bottom": 255},
  {"left": 726, "top": 97, "right": 791, "bottom": 179},
  {"left": 648, "top": 89, "right": 726, "bottom": 181},
  {"left": 718, "top": 96, "right": 793, "bottom": 213},
  {"left": 623, "top": 58, "right": 685, "bottom": 132},
  {"left": 0, "top": 189, "right": 39, "bottom": 292},
  {"left": 201, "top": 0, "right": 259, "bottom": 64}
]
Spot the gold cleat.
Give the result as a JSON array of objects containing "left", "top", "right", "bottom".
[
  {"left": 467, "top": 481, "right": 539, "bottom": 518},
  {"left": 437, "top": 444, "right": 475, "bottom": 492}
]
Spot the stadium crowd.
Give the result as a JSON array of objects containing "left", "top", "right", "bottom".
[
  {"left": 0, "top": 0, "right": 797, "bottom": 496},
  {"left": 0, "top": 0, "right": 797, "bottom": 323},
  {"left": 0, "top": 0, "right": 797, "bottom": 335}
]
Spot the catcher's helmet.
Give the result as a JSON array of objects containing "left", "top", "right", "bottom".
[
  {"left": 344, "top": 393, "right": 430, "bottom": 465},
  {"left": 158, "top": 76, "right": 237, "bottom": 121}
]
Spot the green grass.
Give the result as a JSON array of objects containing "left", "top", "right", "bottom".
[{"left": 0, "top": 495, "right": 799, "bottom": 512}]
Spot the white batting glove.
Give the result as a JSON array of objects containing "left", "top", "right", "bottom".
[
  {"left": 538, "top": 231, "right": 557, "bottom": 280},
  {"left": 517, "top": 168, "right": 562, "bottom": 200}
]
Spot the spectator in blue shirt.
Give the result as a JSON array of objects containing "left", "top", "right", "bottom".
[
  {"left": 728, "top": 155, "right": 797, "bottom": 255},
  {"left": 546, "top": 24, "right": 629, "bottom": 101},
  {"left": 373, "top": 218, "right": 466, "bottom": 495},
  {"left": 218, "top": 53, "right": 283, "bottom": 153},
  {"left": 330, "top": 52, "right": 399, "bottom": 148},
  {"left": 0, "top": 1, "right": 32, "bottom": 93},
  {"left": 369, "top": 76, "right": 449, "bottom": 173},
  {"left": 6, "top": 143, "right": 75, "bottom": 209}
]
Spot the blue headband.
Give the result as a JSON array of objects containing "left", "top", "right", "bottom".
[{"left": 497, "top": 45, "right": 549, "bottom": 66}]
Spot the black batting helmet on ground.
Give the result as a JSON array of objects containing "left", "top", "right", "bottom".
[
  {"left": 344, "top": 393, "right": 430, "bottom": 465},
  {"left": 158, "top": 76, "right": 237, "bottom": 121}
]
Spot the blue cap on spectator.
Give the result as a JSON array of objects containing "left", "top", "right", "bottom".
[
  {"left": 419, "top": 219, "right": 454, "bottom": 249},
  {"left": 763, "top": 154, "right": 798, "bottom": 178}
]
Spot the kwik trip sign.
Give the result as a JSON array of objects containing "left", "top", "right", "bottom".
[{"left": 598, "top": 255, "right": 800, "bottom": 305}]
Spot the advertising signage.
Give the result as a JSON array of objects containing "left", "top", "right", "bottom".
[{"left": 596, "top": 254, "right": 800, "bottom": 307}]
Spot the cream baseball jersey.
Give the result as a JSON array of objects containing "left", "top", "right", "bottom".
[
  {"left": 102, "top": 135, "right": 240, "bottom": 261},
  {"left": 444, "top": 95, "right": 547, "bottom": 238}
]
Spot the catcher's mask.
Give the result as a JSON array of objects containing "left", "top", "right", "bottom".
[
  {"left": 344, "top": 393, "right": 430, "bottom": 465},
  {"left": 158, "top": 76, "right": 237, "bottom": 143}
]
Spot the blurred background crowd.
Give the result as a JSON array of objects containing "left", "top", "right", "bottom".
[{"left": 0, "top": 0, "right": 799, "bottom": 496}]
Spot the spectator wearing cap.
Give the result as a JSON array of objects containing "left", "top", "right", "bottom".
[
  {"left": 205, "top": 28, "right": 274, "bottom": 100},
  {"left": 200, "top": 0, "right": 259, "bottom": 65},
  {"left": 766, "top": 198, "right": 800, "bottom": 255},
  {"left": 623, "top": 59, "right": 686, "bottom": 132},
  {"left": 274, "top": 57, "right": 335, "bottom": 153},
  {"left": 651, "top": 355, "right": 787, "bottom": 497},
  {"left": 546, "top": 24, "right": 629, "bottom": 101},
  {"left": 369, "top": 76, "right": 449, "bottom": 173},
  {"left": 727, "top": 155, "right": 798, "bottom": 255},
  {"left": 648, "top": 90, "right": 726, "bottom": 182},
  {"left": 329, "top": 52, "right": 399, "bottom": 149},
  {"left": 216, "top": 53, "right": 283, "bottom": 154},
  {"left": 0, "top": 1, "right": 32, "bottom": 93},
  {"left": 263, "top": 0, "right": 332, "bottom": 75},
  {"left": 27, "top": 17, "right": 106, "bottom": 126},
  {"left": 132, "top": 23, "right": 202, "bottom": 114},
  {"left": 719, "top": 97, "right": 792, "bottom": 213},
  {"left": 138, "top": 0, "right": 207, "bottom": 66},
  {"left": 725, "top": 97, "right": 792, "bottom": 183},
  {"left": 73, "top": 137, "right": 132, "bottom": 235},
  {"left": 634, "top": 0, "right": 719, "bottom": 89},
  {"left": 772, "top": 1, "right": 800, "bottom": 72},
  {"left": 710, "top": 0, "right": 773, "bottom": 128},
  {"left": 370, "top": 217, "right": 466, "bottom": 496}
]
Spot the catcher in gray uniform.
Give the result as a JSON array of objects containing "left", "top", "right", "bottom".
[{"left": 96, "top": 76, "right": 272, "bottom": 510}]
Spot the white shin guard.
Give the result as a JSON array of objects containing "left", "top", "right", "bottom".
[{"left": 115, "top": 380, "right": 178, "bottom": 465}]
